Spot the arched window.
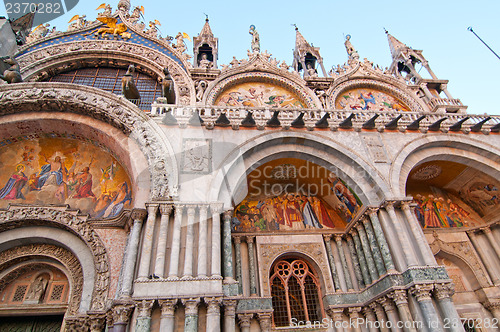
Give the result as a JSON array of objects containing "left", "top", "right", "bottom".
[{"left": 270, "top": 258, "right": 324, "bottom": 327}]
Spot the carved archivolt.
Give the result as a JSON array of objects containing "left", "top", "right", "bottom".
[
  {"left": 0, "top": 245, "right": 83, "bottom": 314},
  {"left": 328, "top": 79, "right": 425, "bottom": 113},
  {"left": 0, "top": 83, "right": 177, "bottom": 198},
  {"left": 0, "top": 206, "right": 110, "bottom": 311},
  {"left": 430, "top": 237, "right": 491, "bottom": 288},
  {"left": 17, "top": 40, "right": 194, "bottom": 105},
  {"left": 258, "top": 242, "right": 333, "bottom": 296}
]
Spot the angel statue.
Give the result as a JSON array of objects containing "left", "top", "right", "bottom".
[
  {"left": 145, "top": 20, "right": 161, "bottom": 37},
  {"left": 26, "top": 24, "right": 50, "bottom": 43},
  {"left": 173, "top": 32, "right": 190, "bottom": 54},
  {"left": 249, "top": 25, "right": 260, "bottom": 53},
  {"left": 128, "top": 6, "right": 144, "bottom": 24},
  {"left": 68, "top": 15, "right": 88, "bottom": 31},
  {"left": 95, "top": 17, "right": 131, "bottom": 39},
  {"left": 96, "top": 3, "right": 113, "bottom": 17}
]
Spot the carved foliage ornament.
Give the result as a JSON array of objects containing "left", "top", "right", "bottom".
[
  {"left": 0, "top": 84, "right": 172, "bottom": 198},
  {"left": 0, "top": 206, "right": 110, "bottom": 311}
]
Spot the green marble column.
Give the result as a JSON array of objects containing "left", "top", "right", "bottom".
[
  {"left": 368, "top": 209, "right": 395, "bottom": 271},
  {"left": 356, "top": 224, "right": 378, "bottom": 282},
  {"left": 350, "top": 230, "right": 372, "bottom": 285},
  {"left": 222, "top": 210, "right": 234, "bottom": 280},
  {"left": 389, "top": 290, "right": 417, "bottom": 332},
  {"left": 183, "top": 298, "right": 200, "bottom": 332},
  {"left": 323, "top": 235, "right": 341, "bottom": 291},
  {"left": 346, "top": 235, "right": 365, "bottom": 289},
  {"left": 362, "top": 217, "right": 386, "bottom": 276},
  {"left": 335, "top": 235, "right": 353, "bottom": 290},
  {"left": 246, "top": 236, "right": 257, "bottom": 296},
  {"left": 233, "top": 236, "right": 243, "bottom": 295},
  {"left": 135, "top": 300, "right": 154, "bottom": 332}
]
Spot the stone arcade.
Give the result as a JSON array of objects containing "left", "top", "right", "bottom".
[{"left": 0, "top": 1, "right": 500, "bottom": 331}]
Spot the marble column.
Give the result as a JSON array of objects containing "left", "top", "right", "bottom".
[
  {"left": 206, "top": 297, "right": 222, "bottom": 332},
  {"left": 346, "top": 235, "right": 365, "bottom": 289},
  {"left": 223, "top": 210, "right": 235, "bottom": 280},
  {"left": 246, "top": 236, "right": 257, "bottom": 296},
  {"left": 111, "top": 303, "right": 134, "bottom": 332},
  {"left": 434, "top": 283, "right": 465, "bottom": 332},
  {"left": 388, "top": 290, "right": 417, "bottom": 332},
  {"left": 356, "top": 224, "right": 378, "bottom": 282},
  {"left": 481, "top": 226, "right": 500, "bottom": 259},
  {"left": 197, "top": 205, "right": 209, "bottom": 277},
  {"left": 183, "top": 206, "right": 196, "bottom": 278},
  {"left": 368, "top": 208, "right": 396, "bottom": 272},
  {"left": 468, "top": 230, "right": 500, "bottom": 285},
  {"left": 363, "top": 217, "right": 386, "bottom": 276},
  {"left": 183, "top": 298, "right": 200, "bottom": 332},
  {"left": 223, "top": 299, "right": 237, "bottom": 332},
  {"left": 323, "top": 234, "right": 341, "bottom": 291},
  {"left": 361, "top": 306, "right": 379, "bottom": 332},
  {"left": 135, "top": 300, "right": 154, "bottom": 332},
  {"left": 348, "top": 307, "right": 363, "bottom": 332},
  {"left": 369, "top": 302, "right": 390, "bottom": 332},
  {"left": 154, "top": 204, "right": 172, "bottom": 278},
  {"left": 328, "top": 308, "right": 345, "bottom": 332},
  {"left": 158, "top": 299, "right": 177, "bottom": 332},
  {"left": 121, "top": 209, "right": 147, "bottom": 297},
  {"left": 211, "top": 204, "right": 223, "bottom": 277},
  {"left": 137, "top": 204, "right": 159, "bottom": 279},
  {"left": 410, "top": 284, "right": 444, "bottom": 332},
  {"left": 401, "top": 202, "right": 436, "bottom": 266},
  {"left": 385, "top": 203, "right": 419, "bottom": 267},
  {"left": 377, "top": 209, "right": 406, "bottom": 271},
  {"left": 234, "top": 236, "right": 243, "bottom": 295},
  {"left": 169, "top": 205, "right": 184, "bottom": 278},
  {"left": 335, "top": 235, "right": 353, "bottom": 290},
  {"left": 238, "top": 313, "right": 253, "bottom": 332},
  {"left": 257, "top": 312, "right": 272, "bottom": 332},
  {"left": 350, "top": 230, "right": 371, "bottom": 285},
  {"left": 377, "top": 297, "right": 402, "bottom": 332}
]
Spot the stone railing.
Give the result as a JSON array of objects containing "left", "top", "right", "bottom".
[
  {"left": 428, "top": 98, "right": 467, "bottom": 113},
  {"left": 150, "top": 103, "right": 500, "bottom": 133}
]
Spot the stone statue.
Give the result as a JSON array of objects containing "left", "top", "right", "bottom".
[
  {"left": 306, "top": 63, "right": 318, "bottom": 77},
  {"left": 196, "top": 80, "right": 207, "bottom": 102},
  {"left": 198, "top": 53, "right": 212, "bottom": 69},
  {"left": 0, "top": 56, "right": 23, "bottom": 84},
  {"left": 173, "top": 32, "right": 187, "bottom": 54},
  {"left": 344, "top": 35, "right": 359, "bottom": 62},
  {"left": 97, "top": 3, "right": 113, "bottom": 17},
  {"left": 121, "top": 65, "right": 141, "bottom": 101},
  {"left": 249, "top": 25, "right": 260, "bottom": 53},
  {"left": 26, "top": 24, "right": 50, "bottom": 43},
  {"left": 25, "top": 276, "right": 48, "bottom": 303},
  {"left": 161, "top": 67, "right": 175, "bottom": 104}
]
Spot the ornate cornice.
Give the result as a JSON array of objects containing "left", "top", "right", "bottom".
[{"left": 0, "top": 83, "right": 176, "bottom": 199}]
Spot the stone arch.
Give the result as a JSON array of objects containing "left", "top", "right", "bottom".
[
  {"left": 0, "top": 83, "right": 178, "bottom": 199},
  {"left": 328, "top": 78, "right": 427, "bottom": 112},
  {"left": 16, "top": 40, "right": 195, "bottom": 105},
  {"left": 208, "top": 131, "right": 391, "bottom": 208},
  {"left": 390, "top": 134, "right": 500, "bottom": 197},
  {"left": 0, "top": 206, "right": 111, "bottom": 312}
]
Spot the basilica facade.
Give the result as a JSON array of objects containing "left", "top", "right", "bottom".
[{"left": 1, "top": 1, "right": 500, "bottom": 331}]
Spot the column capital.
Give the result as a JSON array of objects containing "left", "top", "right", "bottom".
[
  {"left": 388, "top": 289, "right": 409, "bottom": 305},
  {"left": 206, "top": 297, "right": 222, "bottom": 314},
  {"left": 334, "top": 234, "right": 343, "bottom": 242},
  {"left": 355, "top": 223, "right": 364, "bottom": 231},
  {"left": 480, "top": 226, "right": 492, "bottom": 234},
  {"left": 384, "top": 201, "right": 396, "bottom": 211},
  {"left": 146, "top": 203, "right": 159, "bottom": 212},
  {"left": 368, "top": 302, "right": 383, "bottom": 314},
  {"left": 111, "top": 303, "right": 134, "bottom": 325},
  {"left": 186, "top": 206, "right": 196, "bottom": 217},
  {"left": 233, "top": 236, "right": 242, "bottom": 244},
  {"left": 434, "top": 282, "right": 455, "bottom": 300},
  {"left": 322, "top": 234, "right": 332, "bottom": 241},
  {"left": 210, "top": 203, "right": 224, "bottom": 214},
  {"left": 182, "top": 298, "right": 201, "bottom": 315},
  {"left": 135, "top": 299, "right": 154, "bottom": 318},
  {"left": 410, "top": 284, "right": 434, "bottom": 302},
  {"left": 223, "top": 209, "right": 234, "bottom": 219},
  {"left": 159, "top": 204, "right": 173, "bottom": 215},
  {"left": 238, "top": 313, "right": 253, "bottom": 328},
  {"left": 245, "top": 235, "right": 255, "bottom": 243},
  {"left": 159, "top": 299, "right": 177, "bottom": 316},
  {"left": 367, "top": 207, "right": 380, "bottom": 215},
  {"left": 257, "top": 312, "right": 273, "bottom": 331},
  {"left": 376, "top": 296, "right": 397, "bottom": 313},
  {"left": 174, "top": 204, "right": 185, "bottom": 216},
  {"left": 131, "top": 208, "right": 147, "bottom": 222},
  {"left": 223, "top": 299, "right": 237, "bottom": 316},
  {"left": 349, "top": 228, "right": 358, "bottom": 237},
  {"left": 327, "top": 307, "right": 344, "bottom": 321},
  {"left": 88, "top": 314, "right": 106, "bottom": 332},
  {"left": 361, "top": 216, "right": 371, "bottom": 225},
  {"left": 361, "top": 306, "right": 375, "bottom": 318},
  {"left": 348, "top": 306, "right": 362, "bottom": 317}
]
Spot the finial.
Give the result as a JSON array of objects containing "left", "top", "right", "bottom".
[
  {"left": 291, "top": 23, "right": 298, "bottom": 31},
  {"left": 383, "top": 27, "right": 388, "bottom": 34},
  {"left": 204, "top": 13, "right": 209, "bottom": 22}
]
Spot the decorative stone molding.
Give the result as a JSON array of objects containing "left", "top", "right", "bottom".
[
  {"left": 182, "top": 297, "right": 201, "bottom": 315},
  {"left": 0, "top": 244, "right": 83, "bottom": 314},
  {"left": 388, "top": 289, "right": 409, "bottom": 305},
  {"left": 0, "top": 83, "right": 176, "bottom": 199},
  {"left": 111, "top": 303, "right": 135, "bottom": 325},
  {"left": 410, "top": 284, "right": 434, "bottom": 302},
  {"left": 206, "top": 297, "right": 222, "bottom": 315},
  {"left": 0, "top": 206, "right": 110, "bottom": 311},
  {"left": 257, "top": 312, "right": 273, "bottom": 332},
  {"left": 159, "top": 299, "right": 177, "bottom": 316},
  {"left": 131, "top": 208, "right": 148, "bottom": 223},
  {"left": 136, "top": 300, "right": 155, "bottom": 318},
  {"left": 433, "top": 282, "right": 455, "bottom": 300},
  {"left": 238, "top": 313, "right": 253, "bottom": 328},
  {"left": 223, "top": 299, "right": 238, "bottom": 316},
  {"left": 88, "top": 314, "right": 106, "bottom": 332}
]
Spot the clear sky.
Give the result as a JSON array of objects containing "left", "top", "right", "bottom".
[{"left": 2, "top": 0, "right": 499, "bottom": 115}]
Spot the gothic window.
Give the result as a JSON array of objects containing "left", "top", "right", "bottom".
[
  {"left": 46, "top": 67, "right": 162, "bottom": 111},
  {"left": 270, "top": 258, "right": 324, "bottom": 327}
]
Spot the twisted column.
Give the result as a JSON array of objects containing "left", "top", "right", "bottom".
[
  {"left": 137, "top": 204, "right": 159, "bottom": 279},
  {"left": 154, "top": 204, "right": 172, "bottom": 278},
  {"left": 121, "top": 209, "right": 147, "bottom": 297},
  {"left": 135, "top": 300, "right": 154, "bottom": 332},
  {"left": 335, "top": 235, "right": 353, "bottom": 290},
  {"left": 183, "top": 206, "right": 196, "bottom": 278},
  {"left": 323, "top": 234, "right": 341, "bottom": 291},
  {"left": 169, "top": 205, "right": 184, "bottom": 278},
  {"left": 158, "top": 299, "right": 177, "bottom": 332},
  {"left": 197, "top": 205, "right": 209, "bottom": 277}
]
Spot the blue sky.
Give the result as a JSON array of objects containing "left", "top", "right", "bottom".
[{"left": 2, "top": 0, "right": 499, "bottom": 115}]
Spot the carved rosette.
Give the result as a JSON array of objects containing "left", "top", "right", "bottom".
[
  {"left": 0, "top": 206, "right": 110, "bottom": 311},
  {"left": 0, "top": 83, "right": 176, "bottom": 199}
]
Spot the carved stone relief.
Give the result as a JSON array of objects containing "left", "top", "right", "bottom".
[{"left": 181, "top": 138, "right": 212, "bottom": 174}]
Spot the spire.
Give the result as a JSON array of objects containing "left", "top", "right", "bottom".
[
  {"left": 193, "top": 17, "right": 218, "bottom": 69},
  {"left": 385, "top": 30, "right": 408, "bottom": 60},
  {"left": 199, "top": 17, "right": 214, "bottom": 38},
  {"left": 294, "top": 26, "right": 311, "bottom": 51},
  {"left": 292, "top": 26, "right": 326, "bottom": 78}
]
